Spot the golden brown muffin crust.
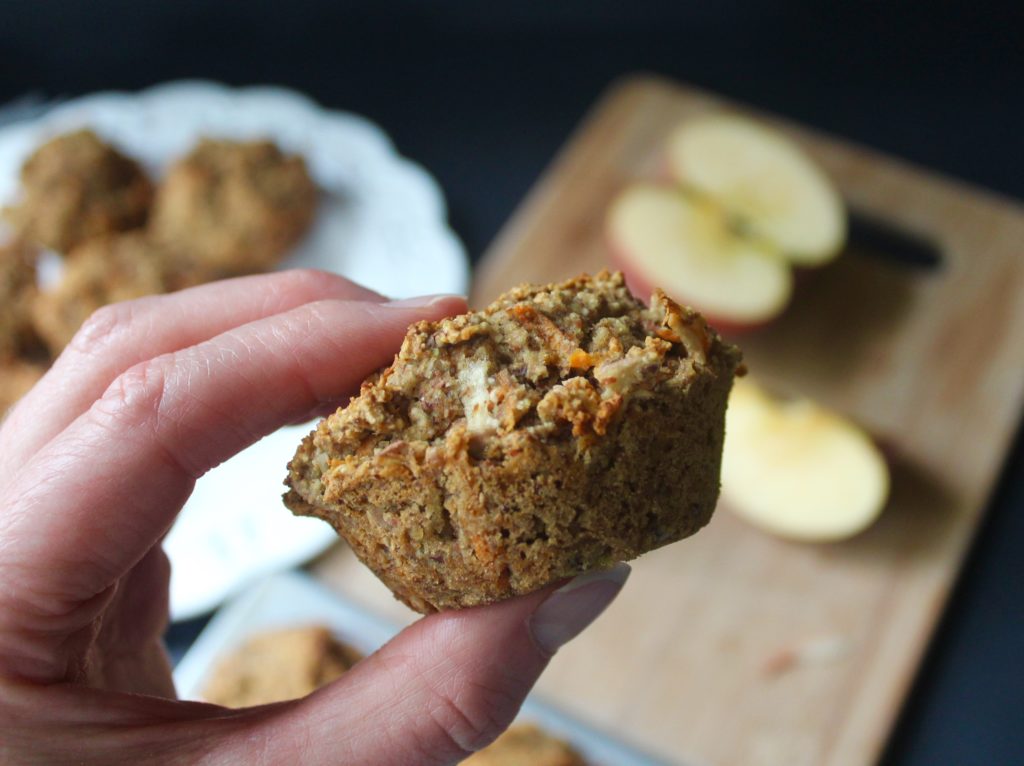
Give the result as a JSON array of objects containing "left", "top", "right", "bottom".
[
  {"left": 0, "top": 240, "right": 40, "bottom": 360},
  {"left": 462, "top": 724, "right": 587, "bottom": 766},
  {"left": 286, "top": 271, "right": 741, "bottom": 612},
  {"left": 150, "top": 138, "right": 317, "bottom": 275},
  {"left": 30, "top": 232, "right": 199, "bottom": 354},
  {"left": 201, "top": 626, "right": 361, "bottom": 708},
  {"left": 3, "top": 129, "right": 153, "bottom": 253}
]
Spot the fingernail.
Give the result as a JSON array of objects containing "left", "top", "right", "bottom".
[
  {"left": 383, "top": 294, "right": 467, "bottom": 308},
  {"left": 528, "top": 563, "right": 630, "bottom": 656}
]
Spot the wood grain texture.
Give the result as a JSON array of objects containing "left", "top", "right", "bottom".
[{"left": 314, "top": 76, "right": 1024, "bottom": 766}]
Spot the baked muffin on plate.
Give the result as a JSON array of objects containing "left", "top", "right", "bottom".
[
  {"left": 3, "top": 129, "right": 153, "bottom": 253},
  {"left": 30, "top": 231, "right": 199, "bottom": 354},
  {"left": 286, "top": 271, "right": 742, "bottom": 613},
  {"left": 464, "top": 724, "right": 586, "bottom": 766},
  {"left": 0, "top": 239, "right": 39, "bottom": 360},
  {"left": 150, "top": 139, "right": 317, "bottom": 276},
  {"left": 201, "top": 625, "right": 361, "bottom": 708}
]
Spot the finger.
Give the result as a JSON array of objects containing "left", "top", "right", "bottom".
[
  {"left": 88, "top": 546, "right": 176, "bottom": 697},
  {"left": 0, "top": 269, "right": 384, "bottom": 484},
  {"left": 0, "top": 568, "right": 627, "bottom": 764},
  {"left": 219, "top": 566, "right": 631, "bottom": 765},
  {"left": 0, "top": 295, "right": 465, "bottom": 683}
]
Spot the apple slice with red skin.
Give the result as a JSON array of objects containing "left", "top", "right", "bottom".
[
  {"left": 607, "top": 184, "right": 793, "bottom": 329},
  {"left": 614, "top": 249, "right": 778, "bottom": 336},
  {"left": 721, "top": 378, "right": 890, "bottom": 542},
  {"left": 665, "top": 114, "right": 846, "bottom": 267}
]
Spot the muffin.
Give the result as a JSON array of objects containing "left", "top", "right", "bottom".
[
  {"left": 30, "top": 232, "right": 197, "bottom": 354},
  {"left": 149, "top": 138, "right": 317, "bottom": 275},
  {"left": 0, "top": 358, "right": 46, "bottom": 417},
  {"left": 285, "top": 271, "right": 742, "bottom": 613},
  {"left": 0, "top": 240, "right": 39, "bottom": 360},
  {"left": 463, "top": 724, "right": 586, "bottom": 766},
  {"left": 201, "top": 626, "right": 361, "bottom": 708},
  {"left": 3, "top": 129, "right": 153, "bottom": 253}
]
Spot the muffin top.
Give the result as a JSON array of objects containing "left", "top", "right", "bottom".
[
  {"left": 305, "top": 271, "right": 740, "bottom": 481},
  {"left": 462, "top": 724, "right": 587, "bottom": 766},
  {"left": 5, "top": 129, "right": 153, "bottom": 253},
  {"left": 201, "top": 626, "right": 360, "bottom": 708},
  {"left": 149, "top": 138, "right": 317, "bottom": 272},
  {"left": 30, "top": 232, "right": 197, "bottom": 353}
]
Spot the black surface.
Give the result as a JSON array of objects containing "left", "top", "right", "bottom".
[{"left": 3, "top": 3, "right": 1022, "bottom": 763}]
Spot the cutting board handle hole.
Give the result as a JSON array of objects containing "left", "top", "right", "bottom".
[{"left": 847, "top": 209, "right": 944, "bottom": 272}]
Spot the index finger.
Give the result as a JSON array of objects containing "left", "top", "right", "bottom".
[
  {"left": 0, "top": 295, "right": 465, "bottom": 683},
  {"left": 0, "top": 270, "right": 383, "bottom": 485}
]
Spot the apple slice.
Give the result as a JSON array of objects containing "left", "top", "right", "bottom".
[
  {"left": 722, "top": 378, "right": 889, "bottom": 542},
  {"left": 666, "top": 115, "right": 846, "bottom": 266},
  {"left": 608, "top": 184, "right": 792, "bottom": 327}
]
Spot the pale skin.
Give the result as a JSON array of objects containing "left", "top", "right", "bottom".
[{"left": 0, "top": 270, "right": 628, "bottom": 765}]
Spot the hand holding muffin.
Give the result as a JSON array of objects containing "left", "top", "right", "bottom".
[{"left": 0, "top": 270, "right": 627, "bottom": 765}]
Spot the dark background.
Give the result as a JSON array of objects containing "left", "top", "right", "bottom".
[{"left": 3, "top": 2, "right": 1021, "bottom": 763}]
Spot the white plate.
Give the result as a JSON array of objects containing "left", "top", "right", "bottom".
[
  {"left": 0, "top": 82, "right": 470, "bottom": 620},
  {"left": 174, "top": 572, "right": 674, "bottom": 766}
]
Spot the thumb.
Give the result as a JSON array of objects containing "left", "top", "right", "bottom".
[{"left": 216, "top": 564, "right": 630, "bottom": 765}]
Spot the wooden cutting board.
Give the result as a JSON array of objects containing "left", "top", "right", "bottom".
[{"left": 315, "top": 76, "right": 1024, "bottom": 765}]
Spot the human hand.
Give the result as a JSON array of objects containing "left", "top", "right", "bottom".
[{"left": 0, "top": 270, "right": 628, "bottom": 765}]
